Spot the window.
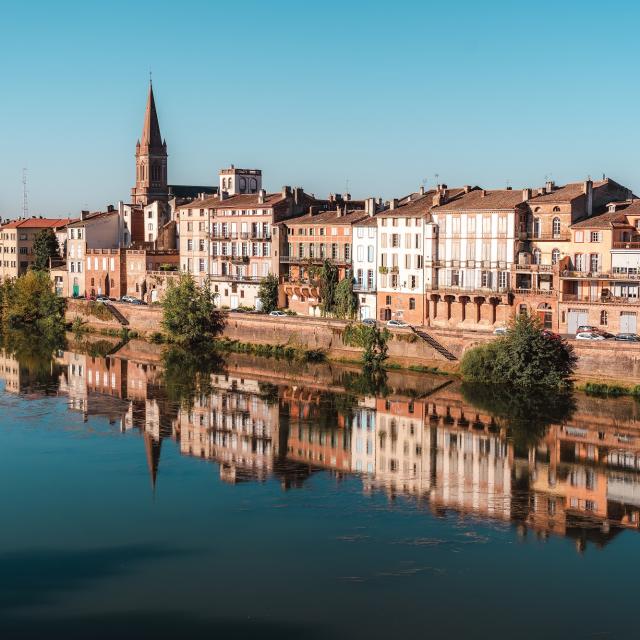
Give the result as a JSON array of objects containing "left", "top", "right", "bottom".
[
  {"left": 590, "top": 231, "right": 600, "bottom": 243},
  {"left": 148, "top": 223, "right": 153, "bottom": 231},
  {"left": 533, "top": 218, "right": 541, "bottom": 238},
  {"left": 187, "top": 239, "right": 193, "bottom": 251},
  {"left": 552, "top": 217, "right": 561, "bottom": 238},
  {"left": 533, "top": 249, "right": 541, "bottom": 265},
  {"left": 551, "top": 248, "right": 560, "bottom": 265},
  {"left": 409, "top": 298, "right": 416, "bottom": 310},
  {"left": 148, "top": 211, "right": 152, "bottom": 219},
  {"left": 385, "top": 295, "right": 391, "bottom": 305},
  {"left": 367, "top": 245, "right": 374, "bottom": 262},
  {"left": 600, "top": 310, "right": 608, "bottom": 326}
]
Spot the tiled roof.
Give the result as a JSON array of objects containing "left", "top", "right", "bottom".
[
  {"left": 434, "top": 188, "right": 528, "bottom": 211},
  {"left": 177, "top": 192, "right": 288, "bottom": 210},
  {"left": 532, "top": 180, "right": 607, "bottom": 203},
  {"left": 378, "top": 188, "right": 469, "bottom": 218},
  {"left": 286, "top": 209, "right": 369, "bottom": 225},
  {"left": 1, "top": 217, "right": 76, "bottom": 230},
  {"left": 66, "top": 211, "right": 117, "bottom": 227},
  {"left": 571, "top": 211, "right": 633, "bottom": 229},
  {"left": 353, "top": 216, "right": 379, "bottom": 227}
]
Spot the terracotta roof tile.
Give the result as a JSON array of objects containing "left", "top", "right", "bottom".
[
  {"left": 286, "top": 209, "right": 369, "bottom": 225},
  {"left": 571, "top": 210, "right": 633, "bottom": 229},
  {"left": 1, "top": 217, "right": 75, "bottom": 230},
  {"left": 177, "top": 192, "right": 288, "bottom": 210},
  {"left": 433, "top": 188, "right": 527, "bottom": 211}
]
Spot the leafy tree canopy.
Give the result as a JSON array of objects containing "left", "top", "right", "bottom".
[
  {"left": 0, "top": 270, "right": 66, "bottom": 333},
  {"left": 161, "top": 275, "right": 226, "bottom": 349},
  {"left": 257, "top": 273, "right": 279, "bottom": 313},
  {"left": 460, "top": 313, "right": 577, "bottom": 389},
  {"left": 334, "top": 270, "right": 358, "bottom": 319},
  {"left": 32, "top": 228, "right": 61, "bottom": 272}
]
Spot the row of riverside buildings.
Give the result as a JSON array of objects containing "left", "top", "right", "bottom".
[{"left": 3, "top": 82, "right": 640, "bottom": 334}]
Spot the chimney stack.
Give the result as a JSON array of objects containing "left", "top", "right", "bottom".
[
  {"left": 258, "top": 188, "right": 266, "bottom": 204},
  {"left": 463, "top": 185, "right": 471, "bottom": 194},
  {"left": 545, "top": 180, "right": 554, "bottom": 194},
  {"left": 389, "top": 198, "right": 398, "bottom": 210},
  {"left": 294, "top": 187, "right": 303, "bottom": 204},
  {"left": 419, "top": 185, "right": 425, "bottom": 196},
  {"left": 522, "top": 188, "right": 531, "bottom": 202},
  {"left": 281, "top": 186, "right": 292, "bottom": 198}
]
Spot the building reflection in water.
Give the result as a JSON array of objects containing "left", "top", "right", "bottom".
[{"left": 3, "top": 343, "right": 640, "bottom": 551}]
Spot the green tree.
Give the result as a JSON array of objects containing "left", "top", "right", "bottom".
[
  {"left": 161, "top": 274, "right": 226, "bottom": 349},
  {"left": 343, "top": 323, "right": 390, "bottom": 372},
  {"left": 334, "top": 270, "right": 358, "bottom": 319},
  {"left": 257, "top": 273, "right": 279, "bottom": 313},
  {"left": 317, "top": 259, "right": 338, "bottom": 316},
  {"left": 0, "top": 270, "right": 66, "bottom": 333},
  {"left": 32, "top": 228, "right": 61, "bottom": 271},
  {"left": 460, "top": 312, "right": 577, "bottom": 389}
]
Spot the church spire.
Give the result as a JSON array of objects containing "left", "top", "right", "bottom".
[
  {"left": 140, "top": 81, "right": 163, "bottom": 151},
  {"left": 131, "top": 80, "right": 168, "bottom": 206}
]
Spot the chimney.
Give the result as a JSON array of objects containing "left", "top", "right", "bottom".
[
  {"left": 584, "top": 178, "right": 593, "bottom": 216},
  {"left": 389, "top": 198, "right": 398, "bottom": 210},
  {"left": 407, "top": 194, "right": 412, "bottom": 202},
  {"left": 281, "top": 186, "right": 292, "bottom": 198},
  {"left": 432, "top": 193, "right": 444, "bottom": 207},
  {"left": 366, "top": 197, "right": 376, "bottom": 217},
  {"left": 107, "top": 204, "right": 115, "bottom": 212},
  {"left": 463, "top": 185, "right": 471, "bottom": 194},
  {"left": 294, "top": 187, "right": 303, "bottom": 204},
  {"left": 258, "top": 189, "right": 266, "bottom": 204},
  {"left": 522, "top": 188, "right": 531, "bottom": 202},
  {"left": 336, "top": 207, "right": 343, "bottom": 218},
  {"left": 481, "top": 190, "right": 487, "bottom": 197},
  {"left": 344, "top": 193, "right": 351, "bottom": 202},
  {"left": 419, "top": 186, "right": 425, "bottom": 196},
  {"left": 81, "top": 210, "right": 89, "bottom": 220},
  {"left": 545, "top": 180, "right": 554, "bottom": 194},
  {"left": 220, "top": 191, "right": 227, "bottom": 201}
]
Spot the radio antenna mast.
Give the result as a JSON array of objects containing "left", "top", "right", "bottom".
[{"left": 22, "top": 168, "right": 29, "bottom": 218}]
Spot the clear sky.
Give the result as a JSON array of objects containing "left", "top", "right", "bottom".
[{"left": 1, "top": 0, "right": 639, "bottom": 218}]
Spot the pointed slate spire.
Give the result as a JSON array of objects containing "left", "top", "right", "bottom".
[
  {"left": 140, "top": 81, "right": 163, "bottom": 151},
  {"left": 143, "top": 432, "right": 162, "bottom": 493}
]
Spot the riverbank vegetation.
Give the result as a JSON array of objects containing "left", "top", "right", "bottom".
[
  {"left": 257, "top": 273, "right": 279, "bottom": 313},
  {"left": 343, "top": 323, "right": 390, "bottom": 372},
  {"left": 161, "top": 274, "right": 226, "bottom": 349},
  {"left": 460, "top": 313, "right": 577, "bottom": 389},
  {"left": 0, "top": 270, "right": 66, "bottom": 334}
]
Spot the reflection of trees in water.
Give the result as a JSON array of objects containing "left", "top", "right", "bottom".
[
  {"left": 1, "top": 329, "right": 66, "bottom": 396},
  {"left": 161, "top": 346, "right": 225, "bottom": 409},
  {"left": 339, "top": 370, "right": 390, "bottom": 398},
  {"left": 461, "top": 383, "right": 576, "bottom": 455}
]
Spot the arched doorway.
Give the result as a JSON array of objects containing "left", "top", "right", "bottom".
[{"left": 537, "top": 303, "right": 553, "bottom": 329}]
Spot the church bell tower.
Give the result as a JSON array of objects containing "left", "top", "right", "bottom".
[{"left": 131, "top": 81, "right": 168, "bottom": 205}]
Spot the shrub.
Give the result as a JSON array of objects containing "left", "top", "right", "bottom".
[
  {"left": 257, "top": 273, "right": 279, "bottom": 313},
  {"left": 149, "top": 331, "right": 165, "bottom": 344},
  {"left": 460, "top": 313, "right": 576, "bottom": 389}
]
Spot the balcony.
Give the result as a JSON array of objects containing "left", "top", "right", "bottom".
[
  {"left": 219, "top": 255, "right": 250, "bottom": 264},
  {"left": 280, "top": 255, "right": 351, "bottom": 265},
  {"left": 353, "top": 283, "right": 376, "bottom": 293},
  {"left": 512, "top": 288, "right": 555, "bottom": 297},
  {"left": 211, "top": 232, "right": 272, "bottom": 241},
  {"left": 514, "top": 263, "right": 555, "bottom": 273},
  {"left": 612, "top": 242, "right": 640, "bottom": 250},
  {"left": 561, "top": 293, "right": 640, "bottom": 305},
  {"left": 526, "top": 233, "right": 571, "bottom": 241},
  {"left": 560, "top": 270, "right": 640, "bottom": 281},
  {"left": 433, "top": 285, "right": 510, "bottom": 296},
  {"left": 209, "top": 274, "right": 263, "bottom": 283}
]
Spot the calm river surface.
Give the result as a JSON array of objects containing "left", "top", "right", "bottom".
[{"left": 1, "top": 337, "right": 640, "bottom": 639}]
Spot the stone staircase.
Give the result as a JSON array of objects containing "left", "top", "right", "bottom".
[
  {"left": 105, "top": 303, "right": 129, "bottom": 326},
  {"left": 411, "top": 327, "right": 457, "bottom": 361}
]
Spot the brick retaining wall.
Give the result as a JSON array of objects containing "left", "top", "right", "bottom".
[{"left": 65, "top": 301, "right": 640, "bottom": 383}]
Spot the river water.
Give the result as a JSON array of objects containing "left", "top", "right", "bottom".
[{"left": 1, "top": 337, "right": 639, "bottom": 639}]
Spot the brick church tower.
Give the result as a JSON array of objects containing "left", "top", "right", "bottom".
[{"left": 131, "top": 82, "right": 168, "bottom": 205}]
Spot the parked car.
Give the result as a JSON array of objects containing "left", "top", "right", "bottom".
[
  {"left": 615, "top": 333, "right": 640, "bottom": 342},
  {"left": 576, "top": 332, "right": 605, "bottom": 341},
  {"left": 576, "top": 325, "right": 598, "bottom": 334},
  {"left": 120, "top": 295, "right": 134, "bottom": 303},
  {"left": 361, "top": 318, "right": 377, "bottom": 327},
  {"left": 269, "top": 310, "right": 287, "bottom": 317},
  {"left": 493, "top": 326, "right": 508, "bottom": 336},
  {"left": 129, "top": 298, "right": 146, "bottom": 305},
  {"left": 95, "top": 296, "right": 111, "bottom": 304},
  {"left": 386, "top": 319, "right": 409, "bottom": 328},
  {"left": 541, "top": 329, "right": 561, "bottom": 340}
]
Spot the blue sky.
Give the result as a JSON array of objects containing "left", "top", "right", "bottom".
[{"left": 1, "top": 0, "right": 639, "bottom": 217}]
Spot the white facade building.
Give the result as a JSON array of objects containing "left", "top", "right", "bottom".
[{"left": 352, "top": 216, "right": 378, "bottom": 320}]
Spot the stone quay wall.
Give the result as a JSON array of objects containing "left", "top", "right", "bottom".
[{"left": 65, "top": 300, "right": 640, "bottom": 383}]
